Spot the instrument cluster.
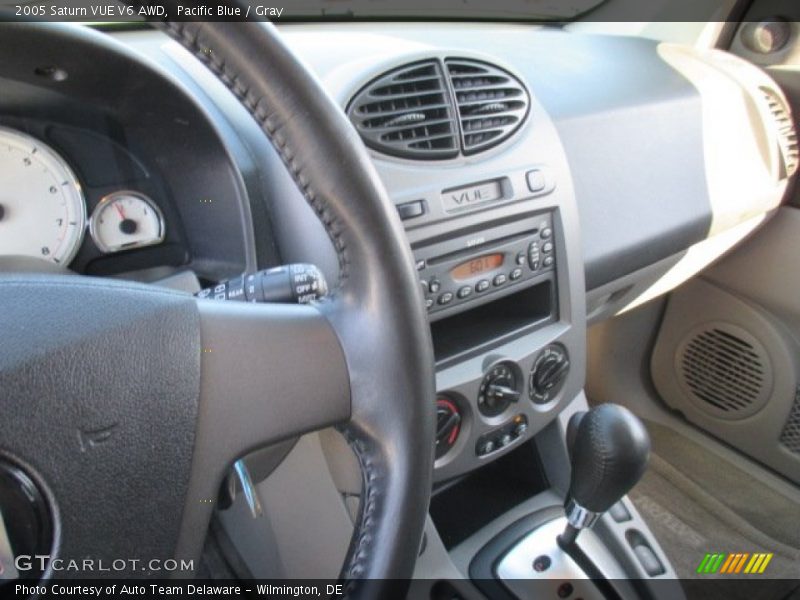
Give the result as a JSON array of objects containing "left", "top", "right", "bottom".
[{"left": 0, "top": 126, "right": 175, "bottom": 275}]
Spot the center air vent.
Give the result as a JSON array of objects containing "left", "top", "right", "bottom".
[
  {"left": 677, "top": 324, "right": 772, "bottom": 420},
  {"left": 445, "top": 59, "right": 530, "bottom": 155},
  {"left": 347, "top": 61, "right": 459, "bottom": 160},
  {"left": 347, "top": 58, "right": 530, "bottom": 160},
  {"left": 760, "top": 86, "right": 798, "bottom": 178}
]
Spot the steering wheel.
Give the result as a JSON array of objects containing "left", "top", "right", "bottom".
[{"left": 0, "top": 9, "right": 435, "bottom": 598}]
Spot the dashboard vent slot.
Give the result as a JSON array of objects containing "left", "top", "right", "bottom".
[
  {"left": 678, "top": 325, "right": 769, "bottom": 419},
  {"left": 446, "top": 59, "right": 530, "bottom": 155},
  {"left": 761, "top": 86, "right": 798, "bottom": 178},
  {"left": 347, "top": 61, "right": 459, "bottom": 160}
]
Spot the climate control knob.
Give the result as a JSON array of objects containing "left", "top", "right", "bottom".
[
  {"left": 478, "top": 362, "right": 521, "bottom": 417},
  {"left": 529, "top": 345, "right": 570, "bottom": 404},
  {"left": 435, "top": 396, "right": 462, "bottom": 460}
]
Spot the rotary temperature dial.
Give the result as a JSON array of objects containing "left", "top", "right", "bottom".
[
  {"left": 477, "top": 362, "right": 522, "bottom": 417},
  {"left": 435, "top": 397, "right": 462, "bottom": 460},
  {"left": 529, "top": 345, "right": 570, "bottom": 404}
]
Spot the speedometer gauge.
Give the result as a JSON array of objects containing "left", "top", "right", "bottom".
[
  {"left": 0, "top": 127, "right": 86, "bottom": 265},
  {"left": 89, "top": 191, "right": 165, "bottom": 254}
]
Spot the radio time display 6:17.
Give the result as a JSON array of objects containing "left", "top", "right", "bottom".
[{"left": 451, "top": 253, "right": 504, "bottom": 281}]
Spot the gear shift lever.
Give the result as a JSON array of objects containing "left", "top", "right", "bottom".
[{"left": 559, "top": 404, "right": 650, "bottom": 547}]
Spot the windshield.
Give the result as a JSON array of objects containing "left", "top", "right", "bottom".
[
  {"left": 1, "top": 0, "right": 609, "bottom": 23},
  {"left": 278, "top": 0, "right": 608, "bottom": 21}
]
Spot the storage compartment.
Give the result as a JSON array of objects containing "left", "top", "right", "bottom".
[
  {"left": 429, "top": 440, "right": 548, "bottom": 549},
  {"left": 431, "top": 279, "right": 556, "bottom": 364}
]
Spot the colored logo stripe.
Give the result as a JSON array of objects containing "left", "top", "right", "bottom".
[
  {"left": 697, "top": 552, "right": 773, "bottom": 575},
  {"left": 744, "top": 553, "right": 774, "bottom": 574},
  {"left": 697, "top": 553, "right": 726, "bottom": 573}
]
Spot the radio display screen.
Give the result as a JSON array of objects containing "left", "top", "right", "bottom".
[{"left": 451, "top": 253, "right": 504, "bottom": 281}]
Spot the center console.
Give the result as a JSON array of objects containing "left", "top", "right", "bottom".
[
  {"left": 234, "top": 42, "right": 679, "bottom": 597},
  {"left": 353, "top": 52, "right": 680, "bottom": 599}
]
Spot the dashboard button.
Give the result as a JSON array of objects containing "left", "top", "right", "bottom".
[
  {"left": 516, "top": 252, "right": 526, "bottom": 266},
  {"left": 541, "top": 227, "right": 553, "bottom": 240},
  {"left": 397, "top": 199, "right": 425, "bottom": 220},
  {"left": 425, "top": 298, "right": 434, "bottom": 309},
  {"left": 429, "top": 279, "right": 441, "bottom": 293},
  {"left": 478, "top": 440, "right": 496, "bottom": 456},
  {"left": 526, "top": 169, "right": 546, "bottom": 193},
  {"left": 476, "top": 279, "right": 490, "bottom": 293},
  {"left": 415, "top": 259, "right": 426, "bottom": 271},
  {"left": 457, "top": 285, "right": 472, "bottom": 299},
  {"left": 493, "top": 274, "right": 507, "bottom": 287},
  {"left": 543, "top": 256, "right": 554, "bottom": 268},
  {"left": 420, "top": 280, "right": 429, "bottom": 295},
  {"left": 542, "top": 242, "right": 554, "bottom": 254},
  {"left": 510, "top": 268, "right": 523, "bottom": 281},
  {"left": 438, "top": 292, "right": 454, "bottom": 305}
]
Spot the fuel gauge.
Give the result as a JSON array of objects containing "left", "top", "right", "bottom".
[{"left": 90, "top": 191, "right": 165, "bottom": 253}]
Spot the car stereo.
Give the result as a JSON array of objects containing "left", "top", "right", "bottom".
[{"left": 414, "top": 211, "right": 555, "bottom": 318}]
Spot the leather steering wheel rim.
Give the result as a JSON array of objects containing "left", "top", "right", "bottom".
[
  {"left": 0, "top": 11, "right": 436, "bottom": 599},
  {"left": 152, "top": 13, "right": 438, "bottom": 590}
]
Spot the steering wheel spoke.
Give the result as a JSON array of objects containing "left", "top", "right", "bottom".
[
  {"left": 171, "top": 299, "right": 351, "bottom": 567},
  {"left": 195, "top": 298, "right": 350, "bottom": 466}
]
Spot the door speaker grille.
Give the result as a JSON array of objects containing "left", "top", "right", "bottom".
[
  {"left": 779, "top": 388, "right": 800, "bottom": 455},
  {"left": 678, "top": 324, "right": 772, "bottom": 420}
]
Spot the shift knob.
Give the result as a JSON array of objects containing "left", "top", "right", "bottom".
[{"left": 563, "top": 404, "right": 650, "bottom": 535}]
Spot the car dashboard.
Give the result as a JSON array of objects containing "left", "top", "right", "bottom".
[{"left": 0, "top": 21, "right": 794, "bottom": 487}]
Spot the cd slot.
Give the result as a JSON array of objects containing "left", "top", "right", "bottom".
[{"left": 426, "top": 229, "right": 537, "bottom": 267}]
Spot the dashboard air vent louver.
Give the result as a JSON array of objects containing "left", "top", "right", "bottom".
[
  {"left": 761, "top": 86, "right": 798, "bottom": 178},
  {"left": 445, "top": 59, "right": 530, "bottom": 155},
  {"left": 347, "top": 61, "right": 459, "bottom": 160}
]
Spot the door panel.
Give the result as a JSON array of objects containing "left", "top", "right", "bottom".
[{"left": 651, "top": 207, "right": 800, "bottom": 482}]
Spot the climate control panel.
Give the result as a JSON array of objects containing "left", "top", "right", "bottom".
[
  {"left": 435, "top": 348, "right": 573, "bottom": 473},
  {"left": 476, "top": 415, "right": 529, "bottom": 457}
]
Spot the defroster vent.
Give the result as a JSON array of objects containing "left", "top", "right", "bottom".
[{"left": 347, "top": 58, "right": 530, "bottom": 160}]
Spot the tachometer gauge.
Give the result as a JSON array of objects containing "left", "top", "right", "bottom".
[
  {"left": 0, "top": 127, "right": 86, "bottom": 265},
  {"left": 89, "top": 191, "right": 165, "bottom": 253}
]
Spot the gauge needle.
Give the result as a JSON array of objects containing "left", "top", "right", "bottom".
[{"left": 115, "top": 203, "right": 126, "bottom": 220}]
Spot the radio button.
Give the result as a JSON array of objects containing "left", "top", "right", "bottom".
[
  {"left": 510, "top": 268, "right": 523, "bottom": 281},
  {"left": 438, "top": 292, "right": 454, "bottom": 305},
  {"left": 516, "top": 252, "right": 526, "bottom": 266},
  {"left": 493, "top": 274, "right": 507, "bottom": 287},
  {"left": 457, "top": 286, "right": 473, "bottom": 299},
  {"left": 541, "top": 227, "right": 553, "bottom": 240},
  {"left": 542, "top": 242, "right": 554, "bottom": 254},
  {"left": 476, "top": 279, "right": 490, "bottom": 293},
  {"left": 543, "top": 256, "right": 554, "bottom": 268},
  {"left": 429, "top": 279, "right": 441, "bottom": 294}
]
